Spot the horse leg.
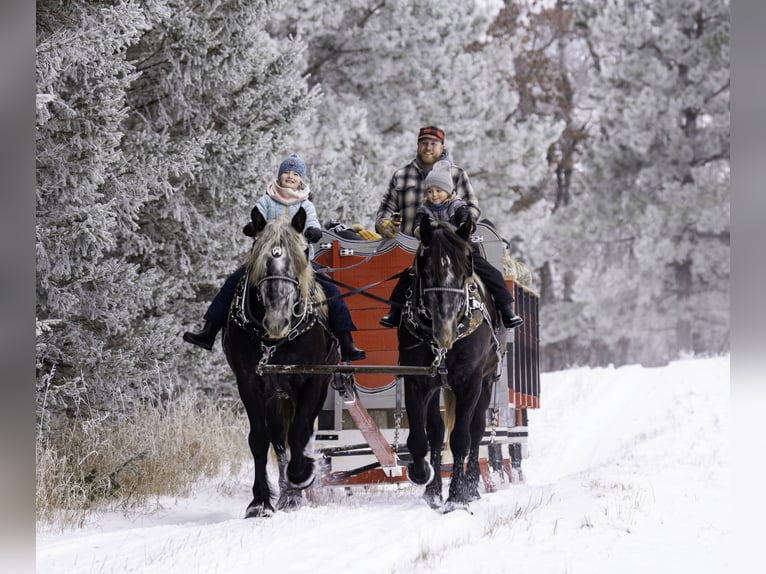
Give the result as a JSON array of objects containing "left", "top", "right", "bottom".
[
  {"left": 444, "top": 380, "right": 482, "bottom": 512},
  {"left": 244, "top": 421, "right": 275, "bottom": 518},
  {"left": 262, "top": 397, "right": 306, "bottom": 511},
  {"left": 464, "top": 382, "right": 493, "bottom": 502},
  {"left": 284, "top": 393, "right": 319, "bottom": 490},
  {"left": 236, "top": 381, "right": 276, "bottom": 518},
  {"left": 275, "top": 445, "right": 305, "bottom": 511},
  {"left": 404, "top": 380, "right": 436, "bottom": 487},
  {"left": 422, "top": 390, "right": 445, "bottom": 509}
]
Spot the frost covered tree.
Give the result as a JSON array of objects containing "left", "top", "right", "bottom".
[
  {"left": 121, "top": 0, "right": 319, "bottom": 393},
  {"left": 36, "top": 0, "right": 318, "bottom": 427},
  {"left": 268, "top": 0, "right": 560, "bottom": 234},
  {"left": 541, "top": 0, "right": 730, "bottom": 367},
  {"left": 36, "top": 0, "right": 154, "bottom": 427}
]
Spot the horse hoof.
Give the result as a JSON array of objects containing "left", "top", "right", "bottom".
[
  {"left": 466, "top": 489, "right": 481, "bottom": 502},
  {"left": 245, "top": 503, "right": 275, "bottom": 518},
  {"left": 422, "top": 492, "right": 443, "bottom": 510},
  {"left": 441, "top": 500, "right": 472, "bottom": 515},
  {"left": 406, "top": 462, "right": 435, "bottom": 487},
  {"left": 277, "top": 490, "right": 305, "bottom": 511},
  {"left": 287, "top": 467, "right": 316, "bottom": 490}
]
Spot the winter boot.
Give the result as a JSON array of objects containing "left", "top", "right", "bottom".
[
  {"left": 337, "top": 331, "right": 366, "bottom": 362},
  {"left": 379, "top": 307, "right": 401, "bottom": 329},
  {"left": 498, "top": 303, "right": 524, "bottom": 330},
  {"left": 183, "top": 320, "right": 222, "bottom": 351}
]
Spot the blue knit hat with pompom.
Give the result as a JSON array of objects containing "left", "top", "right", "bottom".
[{"left": 278, "top": 153, "right": 306, "bottom": 180}]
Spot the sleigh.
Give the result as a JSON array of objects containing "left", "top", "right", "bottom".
[{"left": 259, "top": 222, "right": 541, "bottom": 491}]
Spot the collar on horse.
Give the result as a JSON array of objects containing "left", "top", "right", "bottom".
[
  {"left": 403, "top": 276, "right": 490, "bottom": 347},
  {"left": 402, "top": 274, "right": 502, "bottom": 387}
]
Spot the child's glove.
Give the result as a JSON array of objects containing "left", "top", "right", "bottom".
[{"left": 303, "top": 227, "right": 322, "bottom": 243}]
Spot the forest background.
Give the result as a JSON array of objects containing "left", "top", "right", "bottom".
[{"left": 35, "top": 0, "right": 730, "bottom": 428}]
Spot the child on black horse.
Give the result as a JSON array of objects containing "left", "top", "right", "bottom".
[
  {"left": 183, "top": 153, "right": 366, "bottom": 362},
  {"left": 379, "top": 159, "right": 523, "bottom": 331}
]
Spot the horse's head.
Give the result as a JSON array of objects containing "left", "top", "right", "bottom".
[
  {"left": 415, "top": 216, "right": 475, "bottom": 350},
  {"left": 246, "top": 207, "right": 313, "bottom": 339}
]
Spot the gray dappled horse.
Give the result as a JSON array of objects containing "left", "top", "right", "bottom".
[{"left": 223, "top": 207, "right": 338, "bottom": 517}]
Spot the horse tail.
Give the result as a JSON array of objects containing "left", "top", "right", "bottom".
[{"left": 442, "top": 387, "right": 456, "bottom": 452}]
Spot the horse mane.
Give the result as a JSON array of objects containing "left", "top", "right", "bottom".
[
  {"left": 245, "top": 216, "right": 324, "bottom": 311},
  {"left": 419, "top": 221, "right": 474, "bottom": 282}
]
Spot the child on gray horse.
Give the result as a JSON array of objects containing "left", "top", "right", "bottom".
[{"left": 183, "top": 153, "right": 366, "bottom": 361}]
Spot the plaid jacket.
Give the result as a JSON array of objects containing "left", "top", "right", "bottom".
[{"left": 375, "top": 157, "right": 480, "bottom": 237}]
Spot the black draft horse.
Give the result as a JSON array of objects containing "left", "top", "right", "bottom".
[
  {"left": 223, "top": 207, "right": 339, "bottom": 518},
  {"left": 398, "top": 217, "right": 502, "bottom": 512}
]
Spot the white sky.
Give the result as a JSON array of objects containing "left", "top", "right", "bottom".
[{"left": 36, "top": 355, "right": 730, "bottom": 574}]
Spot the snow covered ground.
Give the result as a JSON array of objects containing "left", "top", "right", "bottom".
[{"left": 36, "top": 355, "right": 729, "bottom": 574}]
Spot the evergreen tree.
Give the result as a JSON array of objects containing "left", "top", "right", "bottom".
[
  {"left": 36, "top": 0, "right": 319, "bottom": 427},
  {"left": 36, "top": 0, "right": 153, "bottom": 427},
  {"left": 548, "top": 0, "right": 730, "bottom": 366},
  {"left": 269, "top": 0, "right": 560, "bottom": 233},
  {"left": 121, "top": 0, "right": 319, "bottom": 394}
]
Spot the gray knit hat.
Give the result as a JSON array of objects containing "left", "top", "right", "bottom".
[{"left": 424, "top": 160, "right": 453, "bottom": 194}]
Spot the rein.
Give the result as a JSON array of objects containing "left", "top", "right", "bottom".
[{"left": 311, "top": 269, "right": 410, "bottom": 308}]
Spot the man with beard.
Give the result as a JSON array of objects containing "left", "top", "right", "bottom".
[{"left": 374, "top": 126, "right": 480, "bottom": 239}]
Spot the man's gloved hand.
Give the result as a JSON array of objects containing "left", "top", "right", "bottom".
[
  {"left": 379, "top": 219, "right": 399, "bottom": 239},
  {"left": 243, "top": 222, "right": 256, "bottom": 237},
  {"left": 303, "top": 227, "right": 323, "bottom": 243}
]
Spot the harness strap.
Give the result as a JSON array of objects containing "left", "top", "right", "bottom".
[
  {"left": 256, "top": 275, "right": 298, "bottom": 289},
  {"left": 313, "top": 269, "right": 410, "bottom": 307}
]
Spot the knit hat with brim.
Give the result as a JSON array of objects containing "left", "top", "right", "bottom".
[{"left": 424, "top": 160, "right": 453, "bottom": 194}]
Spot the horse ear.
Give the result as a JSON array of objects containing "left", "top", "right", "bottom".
[
  {"left": 420, "top": 217, "right": 433, "bottom": 246},
  {"left": 251, "top": 207, "right": 267, "bottom": 234},
  {"left": 291, "top": 207, "right": 307, "bottom": 233},
  {"left": 456, "top": 215, "right": 474, "bottom": 242}
]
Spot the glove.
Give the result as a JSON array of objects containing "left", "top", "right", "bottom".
[
  {"left": 379, "top": 219, "right": 399, "bottom": 239},
  {"left": 243, "top": 222, "right": 256, "bottom": 237},
  {"left": 303, "top": 226, "right": 322, "bottom": 243}
]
